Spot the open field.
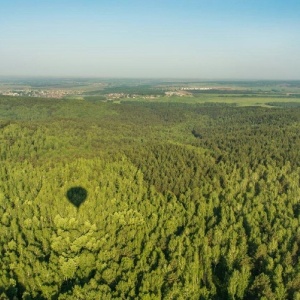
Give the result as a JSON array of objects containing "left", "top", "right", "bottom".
[
  {"left": 1, "top": 78, "right": 300, "bottom": 105},
  {"left": 115, "top": 94, "right": 300, "bottom": 107}
]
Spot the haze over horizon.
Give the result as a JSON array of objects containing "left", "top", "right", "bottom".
[{"left": 1, "top": 0, "right": 300, "bottom": 80}]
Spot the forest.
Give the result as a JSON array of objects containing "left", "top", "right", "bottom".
[{"left": 0, "top": 93, "right": 299, "bottom": 299}]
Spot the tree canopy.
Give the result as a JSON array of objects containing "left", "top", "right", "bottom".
[{"left": 0, "top": 95, "right": 299, "bottom": 299}]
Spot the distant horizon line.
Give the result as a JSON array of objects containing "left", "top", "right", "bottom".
[{"left": 0, "top": 75, "right": 300, "bottom": 82}]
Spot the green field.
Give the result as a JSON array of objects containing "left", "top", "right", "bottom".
[{"left": 115, "top": 94, "right": 300, "bottom": 107}]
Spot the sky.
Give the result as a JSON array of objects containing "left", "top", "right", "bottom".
[{"left": 1, "top": 0, "right": 300, "bottom": 79}]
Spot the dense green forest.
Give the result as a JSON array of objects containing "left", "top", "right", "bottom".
[{"left": 0, "top": 95, "right": 299, "bottom": 299}]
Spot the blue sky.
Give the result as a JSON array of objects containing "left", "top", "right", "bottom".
[{"left": 1, "top": 0, "right": 300, "bottom": 79}]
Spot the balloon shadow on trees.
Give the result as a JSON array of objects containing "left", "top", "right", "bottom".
[{"left": 66, "top": 187, "right": 88, "bottom": 209}]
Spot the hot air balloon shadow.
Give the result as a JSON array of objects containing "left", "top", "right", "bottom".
[{"left": 66, "top": 187, "right": 87, "bottom": 209}]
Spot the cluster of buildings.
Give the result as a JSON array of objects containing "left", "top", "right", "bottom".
[
  {"left": 180, "top": 87, "right": 212, "bottom": 91},
  {"left": 0, "top": 89, "right": 82, "bottom": 98},
  {"left": 106, "top": 93, "right": 160, "bottom": 100}
]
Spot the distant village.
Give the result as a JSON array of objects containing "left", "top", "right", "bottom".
[
  {"left": 0, "top": 86, "right": 215, "bottom": 99},
  {"left": 106, "top": 93, "right": 160, "bottom": 100},
  {"left": 0, "top": 89, "right": 82, "bottom": 98}
]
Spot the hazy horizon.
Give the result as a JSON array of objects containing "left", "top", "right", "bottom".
[
  {"left": 1, "top": 0, "right": 300, "bottom": 79},
  {"left": 1, "top": 75, "right": 300, "bottom": 82}
]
